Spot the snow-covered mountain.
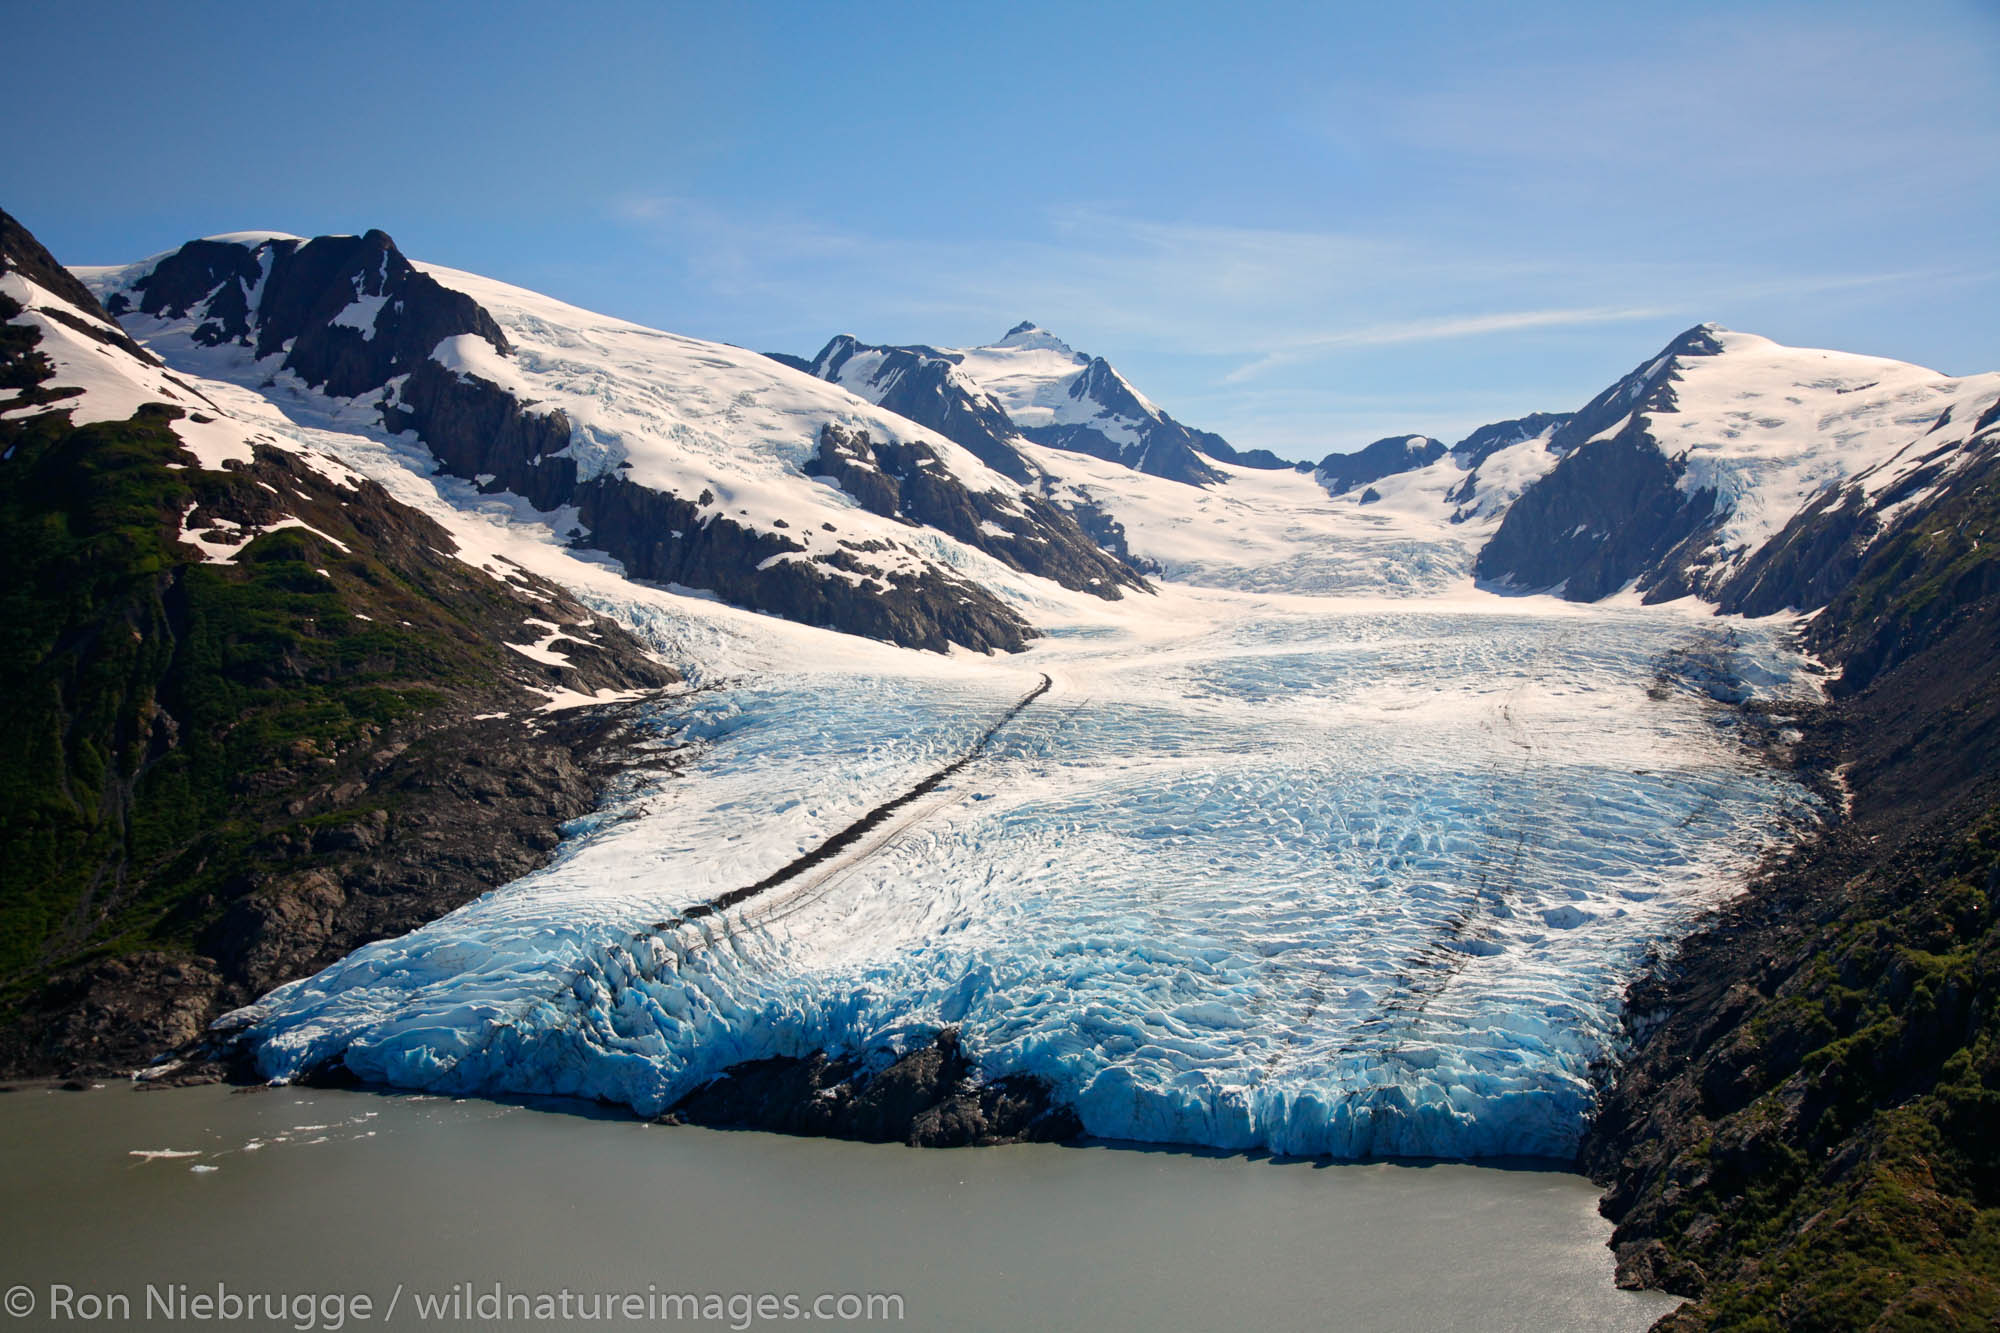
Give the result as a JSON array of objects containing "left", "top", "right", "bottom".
[
  {"left": 1271, "top": 417, "right": 1578, "bottom": 518},
  {"left": 960, "top": 320, "right": 2000, "bottom": 622},
  {"left": 0, "top": 205, "right": 677, "bottom": 755},
  {"left": 67, "top": 222, "right": 2000, "bottom": 649},
  {"left": 949, "top": 322, "right": 1230, "bottom": 484},
  {"left": 1450, "top": 412, "right": 1573, "bottom": 471},
  {"left": 83, "top": 232, "right": 1144, "bottom": 654},
  {"left": 1476, "top": 324, "right": 2000, "bottom": 606},
  {"left": 800, "top": 322, "right": 1273, "bottom": 486},
  {"left": 1016, "top": 415, "right": 1572, "bottom": 596},
  {"left": 0, "top": 206, "right": 683, "bottom": 1069},
  {"left": 795, "top": 333, "right": 1038, "bottom": 484},
  {"left": 1314, "top": 434, "right": 1447, "bottom": 497}
]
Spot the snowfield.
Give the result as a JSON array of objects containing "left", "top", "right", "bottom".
[
  {"left": 77, "top": 245, "right": 1059, "bottom": 605},
  {"left": 1651, "top": 330, "right": 2000, "bottom": 567},
  {"left": 946, "top": 323, "right": 1138, "bottom": 434}
]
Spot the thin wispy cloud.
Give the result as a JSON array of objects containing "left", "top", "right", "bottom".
[
  {"left": 10, "top": 0, "right": 1993, "bottom": 456},
  {"left": 585, "top": 7, "right": 1997, "bottom": 455},
  {"left": 1214, "top": 265, "right": 1982, "bottom": 384},
  {"left": 600, "top": 187, "right": 1995, "bottom": 453},
  {"left": 609, "top": 198, "right": 1956, "bottom": 349},
  {"left": 1221, "top": 306, "right": 1680, "bottom": 383}
]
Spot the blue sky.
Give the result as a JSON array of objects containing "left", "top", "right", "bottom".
[{"left": 9, "top": 0, "right": 1997, "bottom": 458}]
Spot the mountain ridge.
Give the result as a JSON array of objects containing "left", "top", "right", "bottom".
[
  {"left": 84, "top": 232, "right": 1147, "bottom": 653},
  {"left": 0, "top": 207, "right": 681, "bottom": 1076},
  {"left": 799, "top": 324, "right": 1233, "bottom": 486},
  {"left": 1476, "top": 324, "right": 2000, "bottom": 612}
]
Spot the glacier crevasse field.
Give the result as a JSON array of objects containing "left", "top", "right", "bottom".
[{"left": 234, "top": 602, "right": 1816, "bottom": 1159}]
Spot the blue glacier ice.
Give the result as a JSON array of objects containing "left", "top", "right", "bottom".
[{"left": 233, "top": 605, "right": 1817, "bottom": 1159}]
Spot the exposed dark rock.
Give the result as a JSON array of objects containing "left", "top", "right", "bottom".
[
  {"left": 1709, "top": 485, "right": 1879, "bottom": 618},
  {"left": 1470, "top": 327, "right": 1837, "bottom": 602},
  {"left": 1450, "top": 411, "right": 1571, "bottom": 471},
  {"left": 2, "top": 211, "right": 686, "bottom": 1080},
  {"left": 1713, "top": 422, "right": 1993, "bottom": 621},
  {"left": 9, "top": 953, "right": 224, "bottom": 1079},
  {"left": 113, "top": 232, "right": 1117, "bottom": 653},
  {"left": 191, "top": 711, "right": 644, "bottom": 1012},
  {"left": 1612, "top": 1239, "right": 1708, "bottom": 1298},
  {"left": 0, "top": 208, "right": 131, "bottom": 333},
  {"left": 1581, "top": 427, "right": 2000, "bottom": 1325},
  {"left": 1061, "top": 492, "right": 1154, "bottom": 573},
  {"left": 800, "top": 336, "right": 1161, "bottom": 576},
  {"left": 132, "top": 230, "right": 509, "bottom": 397},
  {"left": 1314, "top": 434, "right": 1446, "bottom": 495},
  {"left": 1804, "top": 433, "right": 2000, "bottom": 695},
  {"left": 384, "top": 356, "right": 576, "bottom": 496},
  {"left": 122, "top": 239, "right": 263, "bottom": 343},
  {"left": 1545, "top": 323, "right": 1724, "bottom": 460},
  {"left": 1014, "top": 352, "right": 1226, "bottom": 485},
  {"left": 1444, "top": 413, "right": 1573, "bottom": 521},
  {"left": 1473, "top": 326, "right": 2000, "bottom": 630},
  {"left": 1195, "top": 435, "right": 1294, "bottom": 470},
  {"left": 0, "top": 206, "right": 157, "bottom": 365},
  {"left": 807, "top": 334, "right": 1036, "bottom": 482},
  {"left": 669, "top": 1029, "right": 1082, "bottom": 1147},
  {"left": 393, "top": 395, "right": 1034, "bottom": 652},
  {"left": 808, "top": 422, "right": 1142, "bottom": 599},
  {"left": 761, "top": 350, "right": 814, "bottom": 374},
  {"left": 1474, "top": 421, "right": 1718, "bottom": 599},
  {"left": 801, "top": 330, "right": 1229, "bottom": 486},
  {"left": 384, "top": 357, "right": 1109, "bottom": 653},
  {"left": 0, "top": 422, "right": 682, "bottom": 1076}
]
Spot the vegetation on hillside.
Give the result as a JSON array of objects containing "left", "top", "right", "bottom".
[
  {"left": 1586, "top": 436, "right": 2000, "bottom": 1330},
  {"left": 0, "top": 283, "right": 674, "bottom": 1072}
]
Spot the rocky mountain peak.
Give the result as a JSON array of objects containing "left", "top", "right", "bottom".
[
  {"left": 1314, "top": 434, "right": 1449, "bottom": 496},
  {"left": 991, "top": 322, "right": 1079, "bottom": 356},
  {"left": 1, "top": 207, "right": 115, "bottom": 319},
  {"left": 109, "top": 229, "right": 511, "bottom": 399}
]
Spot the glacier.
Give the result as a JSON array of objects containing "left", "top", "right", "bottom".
[
  {"left": 63, "top": 241, "right": 1832, "bottom": 1160},
  {"left": 232, "top": 598, "right": 1818, "bottom": 1159}
]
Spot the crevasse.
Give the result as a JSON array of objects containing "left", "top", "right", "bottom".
[{"left": 236, "top": 607, "right": 1816, "bottom": 1159}]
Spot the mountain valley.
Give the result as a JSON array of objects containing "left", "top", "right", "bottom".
[{"left": 5, "top": 205, "right": 1998, "bottom": 1326}]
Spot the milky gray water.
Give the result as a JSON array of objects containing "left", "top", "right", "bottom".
[{"left": 0, "top": 1083, "right": 1678, "bottom": 1331}]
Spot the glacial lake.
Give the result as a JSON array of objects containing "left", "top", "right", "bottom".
[{"left": 0, "top": 1083, "right": 1680, "bottom": 1331}]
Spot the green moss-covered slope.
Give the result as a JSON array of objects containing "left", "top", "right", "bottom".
[
  {"left": 1584, "top": 432, "right": 2000, "bottom": 1329},
  {"left": 0, "top": 224, "right": 678, "bottom": 1075}
]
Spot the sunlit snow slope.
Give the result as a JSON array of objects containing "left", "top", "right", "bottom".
[
  {"left": 78, "top": 233, "right": 1137, "bottom": 654},
  {"left": 1027, "top": 423, "right": 1561, "bottom": 596},
  {"left": 1477, "top": 324, "right": 2000, "bottom": 604}
]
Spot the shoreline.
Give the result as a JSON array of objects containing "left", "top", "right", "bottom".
[
  {"left": 1576, "top": 541, "right": 2000, "bottom": 1320},
  {"left": 0, "top": 1079, "right": 1682, "bottom": 1331}
]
